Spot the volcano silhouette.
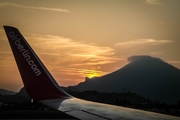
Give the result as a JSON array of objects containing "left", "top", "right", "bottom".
[{"left": 69, "top": 56, "right": 180, "bottom": 104}]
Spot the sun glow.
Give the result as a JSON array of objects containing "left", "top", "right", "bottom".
[{"left": 87, "top": 73, "right": 99, "bottom": 78}]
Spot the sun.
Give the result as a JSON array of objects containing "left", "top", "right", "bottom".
[{"left": 87, "top": 73, "right": 99, "bottom": 78}]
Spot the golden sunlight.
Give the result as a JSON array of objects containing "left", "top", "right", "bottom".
[{"left": 87, "top": 73, "right": 99, "bottom": 78}]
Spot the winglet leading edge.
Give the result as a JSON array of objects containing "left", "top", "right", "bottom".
[{"left": 3, "top": 26, "right": 71, "bottom": 100}]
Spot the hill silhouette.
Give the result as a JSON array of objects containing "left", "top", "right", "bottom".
[
  {"left": 15, "top": 87, "right": 29, "bottom": 96},
  {"left": 0, "top": 88, "right": 16, "bottom": 95},
  {"left": 67, "top": 55, "right": 180, "bottom": 104}
]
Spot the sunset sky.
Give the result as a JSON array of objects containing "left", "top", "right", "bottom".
[{"left": 0, "top": 0, "right": 180, "bottom": 92}]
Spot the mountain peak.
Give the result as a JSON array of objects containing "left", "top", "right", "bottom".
[{"left": 68, "top": 55, "right": 180, "bottom": 104}]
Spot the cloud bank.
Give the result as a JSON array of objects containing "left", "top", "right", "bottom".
[
  {"left": 25, "top": 33, "right": 122, "bottom": 78},
  {"left": 0, "top": 2, "right": 71, "bottom": 13},
  {"left": 115, "top": 39, "right": 173, "bottom": 47},
  {"left": 27, "top": 34, "right": 120, "bottom": 66}
]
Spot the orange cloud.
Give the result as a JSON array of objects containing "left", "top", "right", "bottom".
[
  {"left": 24, "top": 33, "right": 122, "bottom": 84},
  {"left": 115, "top": 39, "right": 173, "bottom": 47},
  {"left": 0, "top": 2, "right": 71, "bottom": 13},
  {"left": 26, "top": 33, "right": 121, "bottom": 67}
]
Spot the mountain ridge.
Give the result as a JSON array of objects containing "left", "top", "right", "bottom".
[{"left": 66, "top": 55, "right": 180, "bottom": 104}]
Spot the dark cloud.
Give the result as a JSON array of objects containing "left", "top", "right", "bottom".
[{"left": 127, "top": 55, "right": 162, "bottom": 62}]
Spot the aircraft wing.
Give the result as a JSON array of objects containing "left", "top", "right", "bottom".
[{"left": 3, "top": 26, "right": 180, "bottom": 120}]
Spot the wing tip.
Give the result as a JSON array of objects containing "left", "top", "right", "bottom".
[{"left": 3, "top": 25, "right": 18, "bottom": 30}]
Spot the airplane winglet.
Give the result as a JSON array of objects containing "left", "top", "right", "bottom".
[{"left": 3, "top": 26, "right": 71, "bottom": 100}]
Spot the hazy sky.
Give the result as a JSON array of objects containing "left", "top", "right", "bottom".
[{"left": 0, "top": 0, "right": 180, "bottom": 92}]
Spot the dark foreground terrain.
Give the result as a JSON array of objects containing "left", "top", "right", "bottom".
[
  {"left": 0, "top": 95, "right": 78, "bottom": 119},
  {"left": 0, "top": 110, "right": 77, "bottom": 119}
]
